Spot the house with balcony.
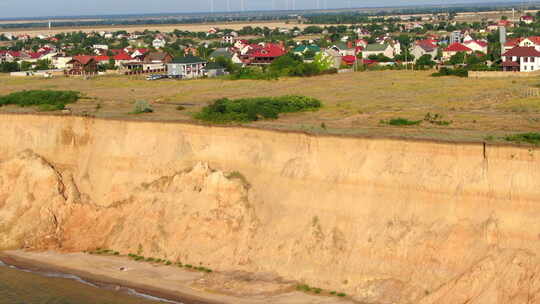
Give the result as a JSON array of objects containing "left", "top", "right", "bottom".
[
  {"left": 166, "top": 56, "right": 207, "bottom": 79},
  {"left": 502, "top": 47, "right": 540, "bottom": 72}
]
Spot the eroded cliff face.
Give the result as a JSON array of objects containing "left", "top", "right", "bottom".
[{"left": 0, "top": 114, "right": 539, "bottom": 303}]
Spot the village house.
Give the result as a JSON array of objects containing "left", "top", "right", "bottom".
[
  {"left": 293, "top": 45, "right": 321, "bottom": 57},
  {"left": 410, "top": 41, "right": 438, "bottom": 62},
  {"left": 142, "top": 51, "right": 173, "bottom": 64},
  {"left": 331, "top": 42, "right": 356, "bottom": 57},
  {"left": 497, "top": 19, "right": 513, "bottom": 28},
  {"left": 442, "top": 43, "right": 473, "bottom": 60},
  {"left": 65, "top": 56, "right": 98, "bottom": 76},
  {"left": 247, "top": 43, "right": 286, "bottom": 65},
  {"left": 51, "top": 55, "right": 72, "bottom": 69},
  {"left": 222, "top": 33, "right": 237, "bottom": 44},
  {"left": 502, "top": 46, "right": 540, "bottom": 72},
  {"left": 205, "top": 62, "right": 227, "bottom": 77},
  {"left": 166, "top": 56, "right": 207, "bottom": 79},
  {"left": 463, "top": 40, "right": 488, "bottom": 53},
  {"left": 521, "top": 15, "right": 535, "bottom": 24},
  {"left": 152, "top": 37, "right": 167, "bottom": 49},
  {"left": 322, "top": 49, "right": 342, "bottom": 69},
  {"left": 362, "top": 44, "right": 394, "bottom": 59}
]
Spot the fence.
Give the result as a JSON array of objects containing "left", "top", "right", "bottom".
[{"left": 469, "top": 71, "right": 540, "bottom": 78}]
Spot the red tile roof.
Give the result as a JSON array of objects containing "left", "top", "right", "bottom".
[
  {"left": 505, "top": 37, "right": 523, "bottom": 47},
  {"left": 93, "top": 55, "right": 110, "bottom": 62},
  {"left": 72, "top": 55, "right": 95, "bottom": 65},
  {"left": 7, "top": 51, "right": 22, "bottom": 57},
  {"left": 249, "top": 44, "right": 286, "bottom": 58},
  {"left": 464, "top": 40, "right": 488, "bottom": 48},
  {"left": 444, "top": 43, "right": 472, "bottom": 52},
  {"left": 502, "top": 46, "right": 540, "bottom": 57},
  {"left": 342, "top": 55, "right": 357, "bottom": 65},
  {"left": 113, "top": 53, "right": 132, "bottom": 61}
]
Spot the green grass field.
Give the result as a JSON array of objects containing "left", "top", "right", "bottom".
[{"left": 1, "top": 70, "right": 539, "bottom": 143}]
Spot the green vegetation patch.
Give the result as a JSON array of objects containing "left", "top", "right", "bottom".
[
  {"left": 380, "top": 118, "right": 422, "bottom": 126},
  {"left": 431, "top": 67, "right": 468, "bottom": 78},
  {"left": 0, "top": 90, "right": 80, "bottom": 111},
  {"left": 504, "top": 133, "right": 540, "bottom": 145},
  {"left": 195, "top": 95, "right": 322, "bottom": 124}
]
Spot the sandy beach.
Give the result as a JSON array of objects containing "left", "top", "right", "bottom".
[{"left": 0, "top": 251, "right": 353, "bottom": 304}]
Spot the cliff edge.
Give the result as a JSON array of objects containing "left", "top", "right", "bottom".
[{"left": 0, "top": 114, "right": 539, "bottom": 303}]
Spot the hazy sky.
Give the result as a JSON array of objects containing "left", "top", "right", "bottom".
[{"left": 0, "top": 0, "right": 522, "bottom": 19}]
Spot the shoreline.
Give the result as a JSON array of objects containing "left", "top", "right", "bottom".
[
  {"left": 0, "top": 251, "right": 352, "bottom": 304},
  {"left": 0, "top": 252, "right": 219, "bottom": 304}
]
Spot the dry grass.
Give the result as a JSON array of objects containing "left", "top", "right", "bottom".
[{"left": 1, "top": 70, "right": 539, "bottom": 142}]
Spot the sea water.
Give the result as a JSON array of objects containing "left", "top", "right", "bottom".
[{"left": 0, "top": 260, "right": 185, "bottom": 304}]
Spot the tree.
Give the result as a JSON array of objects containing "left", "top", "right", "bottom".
[
  {"left": 214, "top": 56, "right": 238, "bottom": 73},
  {"left": 34, "top": 59, "right": 51, "bottom": 70},
  {"left": 415, "top": 54, "right": 436, "bottom": 69},
  {"left": 313, "top": 52, "right": 334, "bottom": 71},
  {"left": 449, "top": 52, "right": 466, "bottom": 65},
  {"left": 0, "top": 62, "right": 20, "bottom": 73},
  {"left": 20, "top": 61, "right": 32, "bottom": 71}
]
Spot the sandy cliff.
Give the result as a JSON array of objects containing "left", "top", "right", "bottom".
[{"left": 0, "top": 114, "right": 539, "bottom": 303}]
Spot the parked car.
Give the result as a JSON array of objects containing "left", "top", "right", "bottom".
[{"left": 146, "top": 74, "right": 167, "bottom": 81}]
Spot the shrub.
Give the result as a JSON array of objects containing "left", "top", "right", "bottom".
[
  {"left": 185, "top": 264, "right": 193, "bottom": 268},
  {"left": 337, "top": 293, "right": 347, "bottom": 297},
  {"left": 0, "top": 90, "right": 80, "bottom": 110},
  {"left": 176, "top": 105, "right": 186, "bottom": 111},
  {"left": 296, "top": 284, "right": 312, "bottom": 292},
  {"left": 381, "top": 118, "right": 422, "bottom": 126},
  {"left": 431, "top": 67, "right": 468, "bottom": 77},
  {"left": 195, "top": 95, "right": 322, "bottom": 124},
  {"left": 504, "top": 133, "right": 540, "bottom": 145},
  {"left": 424, "top": 113, "right": 452, "bottom": 126},
  {"left": 132, "top": 100, "right": 153, "bottom": 114},
  {"left": 165, "top": 261, "right": 172, "bottom": 265}
]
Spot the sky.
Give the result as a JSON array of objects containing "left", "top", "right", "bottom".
[{"left": 0, "top": 0, "right": 525, "bottom": 19}]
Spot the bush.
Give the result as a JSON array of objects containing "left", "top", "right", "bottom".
[
  {"left": 195, "top": 95, "right": 322, "bottom": 124},
  {"left": 0, "top": 90, "right": 80, "bottom": 110},
  {"left": 424, "top": 113, "right": 452, "bottom": 126},
  {"left": 431, "top": 67, "right": 468, "bottom": 77},
  {"left": 132, "top": 100, "right": 153, "bottom": 114},
  {"left": 504, "top": 133, "right": 540, "bottom": 145},
  {"left": 176, "top": 105, "right": 186, "bottom": 111},
  {"left": 337, "top": 293, "right": 347, "bottom": 297},
  {"left": 381, "top": 118, "right": 422, "bottom": 126},
  {"left": 296, "top": 284, "right": 312, "bottom": 292}
]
